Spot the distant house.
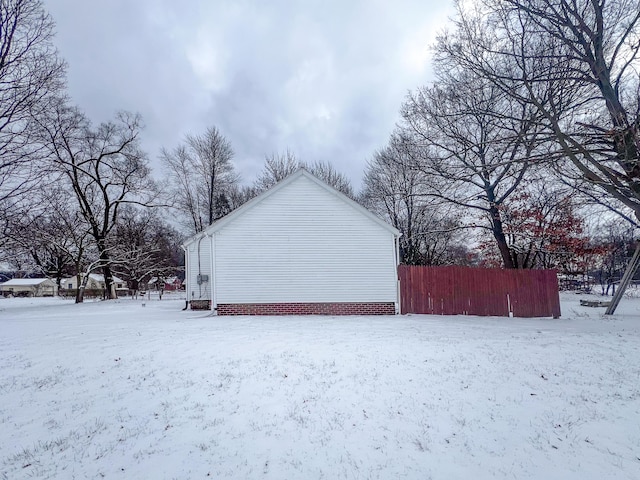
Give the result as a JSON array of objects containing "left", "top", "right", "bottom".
[
  {"left": 182, "top": 169, "right": 401, "bottom": 315},
  {"left": 0, "top": 278, "right": 58, "bottom": 297},
  {"left": 62, "top": 273, "right": 126, "bottom": 291},
  {"left": 147, "top": 276, "right": 182, "bottom": 291}
]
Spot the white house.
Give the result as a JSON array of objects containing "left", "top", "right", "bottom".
[
  {"left": 182, "top": 169, "right": 401, "bottom": 315},
  {"left": 147, "top": 276, "right": 183, "bottom": 291},
  {"left": 62, "top": 273, "right": 125, "bottom": 290},
  {"left": 0, "top": 278, "right": 57, "bottom": 297}
]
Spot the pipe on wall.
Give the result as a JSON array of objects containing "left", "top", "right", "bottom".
[
  {"left": 180, "top": 244, "right": 189, "bottom": 310},
  {"left": 207, "top": 232, "right": 217, "bottom": 314}
]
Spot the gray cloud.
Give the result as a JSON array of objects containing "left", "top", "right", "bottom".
[{"left": 44, "top": 0, "right": 452, "bottom": 189}]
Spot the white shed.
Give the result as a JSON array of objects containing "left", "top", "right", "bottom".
[
  {"left": 0, "top": 278, "right": 58, "bottom": 297},
  {"left": 61, "top": 273, "right": 125, "bottom": 290},
  {"left": 182, "top": 169, "right": 401, "bottom": 315}
]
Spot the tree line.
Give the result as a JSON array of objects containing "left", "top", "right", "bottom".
[
  {"left": 363, "top": 0, "right": 639, "bottom": 297},
  {"left": 0, "top": 0, "right": 358, "bottom": 302},
  {"left": 0, "top": 0, "right": 638, "bottom": 303},
  {"left": 0, "top": 0, "right": 178, "bottom": 301}
]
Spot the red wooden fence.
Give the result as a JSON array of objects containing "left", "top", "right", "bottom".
[{"left": 398, "top": 265, "right": 561, "bottom": 318}]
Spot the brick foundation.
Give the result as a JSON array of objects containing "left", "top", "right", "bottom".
[
  {"left": 190, "top": 300, "right": 211, "bottom": 310},
  {"left": 216, "top": 302, "right": 396, "bottom": 316}
]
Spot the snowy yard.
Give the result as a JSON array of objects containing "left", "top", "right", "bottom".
[{"left": 1, "top": 294, "right": 639, "bottom": 479}]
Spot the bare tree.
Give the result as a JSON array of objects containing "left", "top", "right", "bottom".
[
  {"left": 110, "top": 205, "right": 183, "bottom": 298},
  {"left": 589, "top": 218, "right": 638, "bottom": 295},
  {"left": 225, "top": 183, "right": 260, "bottom": 209},
  {"left": 254, "top": 150, "right": 354, "bottom": 197},
  {"left": 0, "top": 0, "right": 66, "bottom": 204},
  {"left": 361, "top": 134, "right": 465, "bottom": 265},
  {"left": 1, "top": 211, "right": 93, "bottom": 295},
  {"left": 27, "top": 186, "right": 97, "bottom": 303},
  {"left": 2, "top": 192, "right": 85, "bottom": 288},
  {"left": 35, "top": 101, "right": 155, "bottom": 299},
  {"left": 306, "top": 160, "right": 354, "bottom": 198},
  {"left": 437, "top": 0, "right": 639, "bottom": 303},
  {"left": 400, "top": 69, "right": 543, "bottom": 268},
  {"left": 477, "top": 176, "right": 591, "bottom": 270},
  {"left": 161, "top": 126, "right": 239, "bottom": 234},
  {"left": 254, "top": 149, "right": 300, "bottom": 191}
]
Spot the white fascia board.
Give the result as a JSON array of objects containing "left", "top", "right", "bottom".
[
  {"left": 180, "top": 168, "right": 402, "bottom": 246},
  {"left": 181, "top": 170, "right": 310, "bottom": 248},
  {"left": 207, "top": 169, "right": 310, "bottom": 234},
  {"left": 181, "top": 233, "right": 204, "bottom": 248}
]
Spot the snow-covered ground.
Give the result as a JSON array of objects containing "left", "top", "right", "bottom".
[{"left": 1, "top": 293, "right": 639, "bottom": 479}]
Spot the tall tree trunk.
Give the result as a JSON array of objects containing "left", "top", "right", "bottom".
[
  {"left": 97, "top": 239, "right": 117, "bottom": 300},
  {"left": 76, "top": 274, "right": 86, "bottom": 303},
  {"left": 101, "top": 261, "right": 116, "bottom": 300},
  {"left": 489, "top": 204, "right": 516, "bottom": 269}
]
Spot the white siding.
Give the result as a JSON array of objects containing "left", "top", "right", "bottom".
[
  {"left": 214, "top": 175, "right": 397, "bottom": 304},
  {"left": 186, "top": 237, "right": 213, "bottom": 302}
]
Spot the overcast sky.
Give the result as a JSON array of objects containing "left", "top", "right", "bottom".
[{"left": 43, "top": 0, "right": 453, "bottom": 189}]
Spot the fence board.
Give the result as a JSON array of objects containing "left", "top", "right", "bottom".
[{"left": 399, "top": 265, "right": 561, "bottom": 318}]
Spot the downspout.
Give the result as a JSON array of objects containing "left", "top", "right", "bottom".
[
  {"left": 207, "top": 232, "right": 217, "bottom": 314},
  {"left": 181, "top": 245, "right": 189, "bottom": 310},
  {"left": 197, "top": 235, "right": 205, "bottom": 299}
]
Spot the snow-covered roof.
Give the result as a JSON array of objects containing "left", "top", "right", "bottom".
[
  {"left": 149, "top": 276, "right": 180, "bottom": 284},
  {"left": 88, "top": 273, "right": 114, "bottom": 283},
  {"left": 182, "top": 168, "right": 401, "bottom": 247},
  {"left": 63, "top": 273, "right": 124, "bottom": 283},
  {"left": 0, "top": 278, "right": 53, "bottom": 286}
]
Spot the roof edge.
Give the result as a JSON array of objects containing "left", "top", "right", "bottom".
[{"left": 182, "top": 168, "right": 400, "bottom": 246}]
